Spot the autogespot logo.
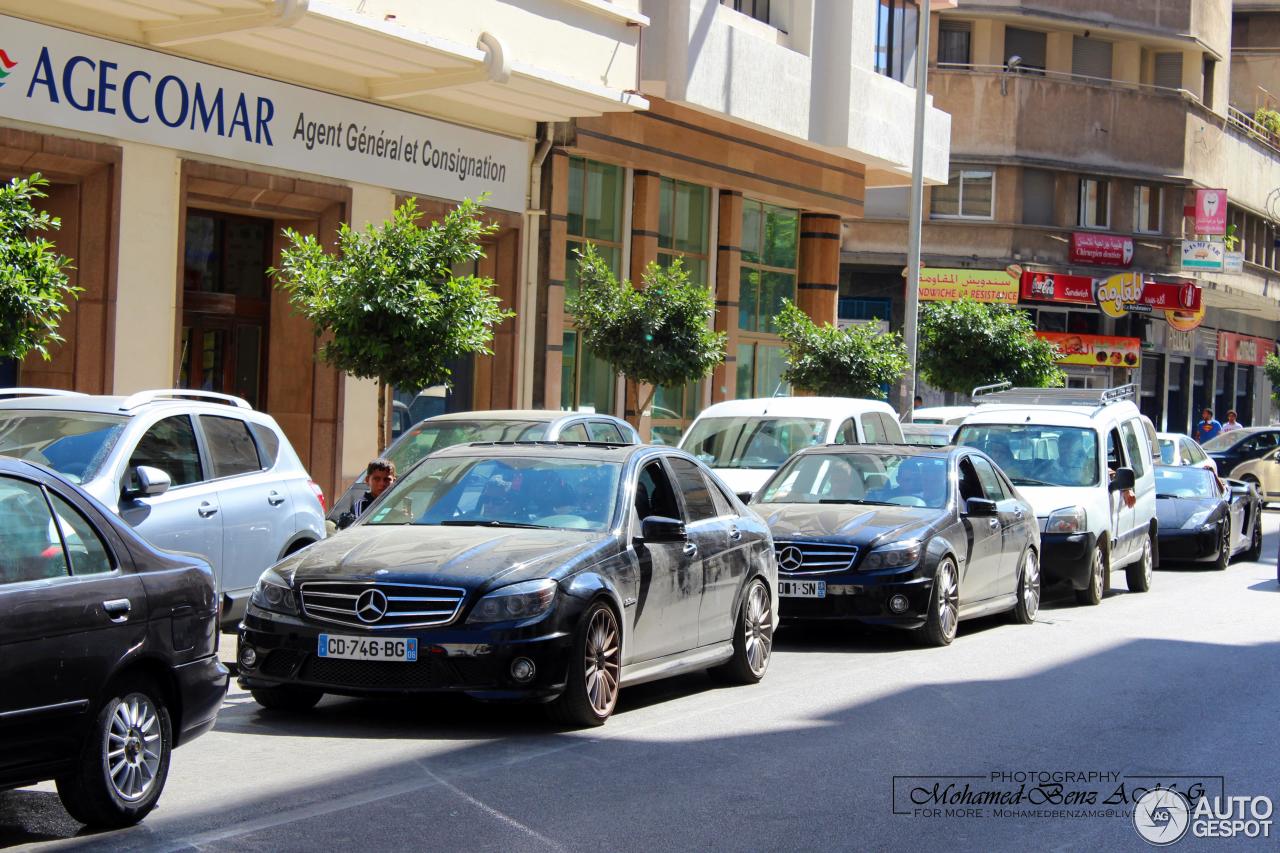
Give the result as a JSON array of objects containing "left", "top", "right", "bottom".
[
  {"left": 0, "top": 49, "right": 17, "bottom": 89},
  {"left": 1134, "top": 788, "right": 1191, "bottom": 846}
]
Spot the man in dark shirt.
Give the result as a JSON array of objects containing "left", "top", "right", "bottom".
[{"left": 337, "top": 458, "right": 396, "bottom": 528}]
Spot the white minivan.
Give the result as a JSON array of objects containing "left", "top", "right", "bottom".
[
  {"left": 678, "top": 397, "right": 903, "bottom": 499},
  {"left": 952, "top": 385, "right": 1155, "bottom": 605}
]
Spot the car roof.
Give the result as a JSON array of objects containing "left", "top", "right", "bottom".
[
  {"left": 423, "top": 409, "right": 626, "bottom": 424},
  {"left": 429, "top": 441, "right": 659, "bottom": 462},
  {"left": 693, "top": 396, "right": 896, "bottom": 419},
  {"left": 901, "top": 423, "right": 955, "bottom": 433},
  {"left": 909, "top": 405, "right": 974, "bottom": 420},
  {"left": 796, "top": 442, "right": 958, "bottom": 459},
  {"left": 0, "top": 393, "right": 257, "bottom": 418},
  {"left": 958, "top": 399, "right": 1141, "bottom": 427}
]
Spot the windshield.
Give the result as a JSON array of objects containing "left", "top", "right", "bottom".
[
  {"left": 954, "top": 424, "right": 1100, "bottom": 488},
  {"left": 366, "top": 455, "right": 620, "bottom": 531},
  {"left": 0, "top": 412, "right": 128, "bottom": 483},
  {"left": 1202, "top": 431, "right": 1248, "bottom": 452},
  {"left": 757, "top": 452, "right": 950, "bottom": 509},
  {"left": 681, "top": 417, "right": 828, "bottom": 470},
  {"left": 903, "top": 428, "right": 954, "bottom": 447},
  {"left": 1155, "top": 466, "right": 1218, "bottom": 499},
  {"left": 382, "top": 419, "right": 549, "bottom": 476},
  {"left": 1157, "top": 438, "right": 1176, "bottom": 464}
]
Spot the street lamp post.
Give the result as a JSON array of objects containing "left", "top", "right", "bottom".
[{"left": 901, "top": 0, "right": 931, "bottom": 421}]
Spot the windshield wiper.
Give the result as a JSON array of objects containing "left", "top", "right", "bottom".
[
  {"left": 1156, "top": 493, "right": 1183, "bottom": 500},
  {"left": 820, "top": 499, "right": 895, "bottom": 506},
  {"left": 438, "top": 520, "right": 549, "bottom": 529},
  {"left": 1009, "top": 477, "right": 1055, "bottom": 487}
]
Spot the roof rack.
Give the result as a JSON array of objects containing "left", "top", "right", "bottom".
[
  {"left": 972, "top": 381, "right": 1012, "bottom": 397},
  {"left": 119, "top": 389, "right": 252, "bottom": 411},
  {"left": 971, "top": 384, "right": 1138, "bottom": 415},
  {"left": 0, "top": 387, "right": 89, "bottom": 399},
  {"left": 465, "top": 440, "right": 630, "bottom": 449}
]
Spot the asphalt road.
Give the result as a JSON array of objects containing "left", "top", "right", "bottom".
[{"left": 4, "top": 515, "right": 1279, "bottom": 852}]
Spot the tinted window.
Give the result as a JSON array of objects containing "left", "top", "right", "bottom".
[
  {"left": 128, "top": 415, "right": 203, "bottom": 488},
  {"left": 47, "top": 491, "right": 113, "bottom": 575},
  {"left": 860, "top": 413, "right": 883, "bottom": 443},
  {"left": 559, "top": 422, "right": 590, "bottom": 442},
  {"left": 636, "top": 460, "right": 680, "bottom": 520},
  {"left": 1183, "top": 440, "right": 1205, "bottom": 464},
  {"left": 0, "top": 477, "right": 69, "bottom": 584},
  {"left": 681, "top": 417, "right": 828, "bottom": 469},
  {"left": 1121, "top": 420, "right": 1147, "bottom": 478},
  {"left": 970, "top": 455, "right": 1009, "bottom": 500},
  {"left": 0, "top": 412, "right": 128, "bottom": 484},
  {"left": 1107, "top": 429, "right": 1123, "bottom": 469},
  {"left": 201, "top": 416, "right": 262, "bottom": 478},
  {"left": 669, "top": 457, "right": 717, "bottom": 522},
  {"left": 588, "top": 421, "right": 625, "bottom": 443},
  {"left": 705, "top": 473, "right": 737, "bottom": 517},
  {"left": 250, "top": 422, "right": 280, "bottom": 467},
  {"left": 836, "top": 419, "right": 857, "bottom": 445},
  {"left": 957, "top": 457, "right": 982, "bottom": 503},
  {"left": 876, "top": 412, "right": 904, "bottom": 443}
]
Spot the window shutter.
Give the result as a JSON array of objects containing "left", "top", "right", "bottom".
[
  {"left": 1004, "top": 27, "right": 1047, "bottom": 70},
  {"left": 1072, "top": 36, "right": 1114, "bottom": 81},
  {"left": 1154, "top": 52, "right": 1183, "bottom": 90}
]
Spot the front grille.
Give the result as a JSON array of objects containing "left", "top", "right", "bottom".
[
  {"left": 260, "top": 649, "right": 303, "bottom": 678},
  {"left": 299, "top": 581, "right": 466, "bottom": 630},
  {"left": 774, "top": 540, "right": 858, "bottom": 575},
  {"left": 298, "top": 656, "right": 496, "bottom": 690}
]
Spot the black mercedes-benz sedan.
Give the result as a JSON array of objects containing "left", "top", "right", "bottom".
[
  {"left": 0, "top": 457, "right": 228, "bottom": 827},
  {"left": 239, "top": 442, "right": 776, "bottom": 726},
  {"left": 1154, "top": 465, "right": 1262, "bottom": 569},
  {"left": 749, "top": 445, "right": 1040, "bottom": 646}
]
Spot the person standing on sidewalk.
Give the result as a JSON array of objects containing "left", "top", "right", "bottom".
[
  {"left": 1196, "top": 409, "right": 1222, "bottom": 443},
  {"left": 1221, "top": 410, "right": 1244, "bottom": 433}
]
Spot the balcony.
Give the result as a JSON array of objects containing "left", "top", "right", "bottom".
[{"left": 950, "top": 0, "right": 1221, "bottom": 45}]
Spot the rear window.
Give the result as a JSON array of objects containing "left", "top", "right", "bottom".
[
  {"left": 0, "top": 411, "right": 128, "bottom": 484},
  {"left": 201, "top": 416, "right": 263, "bottom": 478},
  {"left": 249, "top": 422, "right": 281, "bottom": 467}
]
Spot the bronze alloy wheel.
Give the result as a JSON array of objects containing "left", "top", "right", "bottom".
[
  {"left": 583, "top": 606, "right": 621, "bottom": 718},
  {"left": 937, "top": 560, "right": 959, "bottom": 642},
  {"left": 743, "top": 580, "right": 774, "bottom": 677}
]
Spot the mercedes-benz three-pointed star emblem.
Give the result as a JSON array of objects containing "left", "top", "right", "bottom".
[
  {"left": 355, "top": 588, "right": 389, "bottom": 623},
  {"left": 778, "top": 545, "right": 804, "bottom": 572}
]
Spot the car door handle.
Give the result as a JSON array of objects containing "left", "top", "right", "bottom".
[
  {"left": 267, "top": 491, "right": 286, "bottom": 506},
  {"left": 729, "top": 527, "right": 742, "bottom": 541},
  {"left": 988, "top": 519, "right": 1000, "bottom": 530},
  {"left": 682, "top": 542, "right": 698, "bottom": 557},
  {"left": 197, "top": 502, "right": 219, "bottom": 518},
  {"left": 102, "top": 599, "right": 131, "bottom": 622},
  {"left": 1013, "top": 509, "right": 1025, "bottom": 520}
]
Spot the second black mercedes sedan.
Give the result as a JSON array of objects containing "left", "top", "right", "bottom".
[
  {"left": 1154, "top": 465, "right": 1262, "bottom": 569},
  {"left": 239, "top": 443, "right": 776, "bottom": 726},
  {"left": 750, "top": 445, "right": 1040, "bottom": 646}
]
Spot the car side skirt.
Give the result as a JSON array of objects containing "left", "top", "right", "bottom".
[{"left": 619, "top": 642, "right": 734, "bottom": 689}]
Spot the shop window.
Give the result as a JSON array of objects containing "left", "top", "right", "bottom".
[
  {"left": 938, "top": 21, "right": 971, "bottom": 67},
  {"left": 932, "top": 170, "right": 994, "bottom": 220},
  {"left": 1135, "top": 185, "right": 1162, "bottom": 234},
  {"left": 839, "top": 297, "right": 892, "bottom": 323},
  {"left": 1078, "top": 178, "right": 1110, "bottom": 229},
  {"left": 875, "top": 0, "right": 919, "bottom": 84}
]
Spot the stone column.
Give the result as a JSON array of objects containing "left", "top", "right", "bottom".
[
  {"left": 711, "top": 191, "right": 743, "bottom": 403},
  {"left": 542, "top": 150, "right": 570, "bottom": 409},
  {"left": 796, "top": 212, "right": 842, "bottom": 325}
]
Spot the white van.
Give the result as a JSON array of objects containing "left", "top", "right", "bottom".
[
  {"left": 952, "top": 385, "right": 1155, "bottom": 605},
  {"left": 678, "top": 397, "right": 903, "bottom": 498}
]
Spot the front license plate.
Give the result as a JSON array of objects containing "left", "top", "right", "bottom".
[
  {"left": 317, "top": 634, "right": 418, "bottom": 662},
  {"left": 778, "top": 579, "right": 826, "bottom": 598}
]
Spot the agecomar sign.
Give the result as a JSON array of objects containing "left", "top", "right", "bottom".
[{"left": 0, "top": 14, "right": 527, "bottom": 211}]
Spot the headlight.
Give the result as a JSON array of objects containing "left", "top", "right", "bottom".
[
  {"left": 1183, "top": 508, "right": 1216, "bottom": 529},
  {"left": 1046, "top": 506, "right": 1086, "bottom": 535},
  {"left": 250, "top": 569, "right": 298, "bottom": 616},
  {"left": 467, "top": 579, "right": 557, "bottom": 624},
  {"left": 860, "top": 540, "right": 923, "bottom": 571}
]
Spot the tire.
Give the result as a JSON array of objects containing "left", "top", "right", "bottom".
[
  {"left": 1213, "top": 519, "right": 1231, "bottom": 571},
  {"left": 1010, "top": 549, "right": 1040, "bottom": 625},
  {"left": 1244, "top": 510, "right": 1263, "bottom": 563},
  {"left": 55, "top": 679, "right": 172, "bottom": 828},
  {"left": 250, "top": 685, "right": 324, "bottom": 712},
  {"left": 547, "top": 601, "right": 621, "bottom": 727},
  {"left": 1075, "top": 546, "right": 1106, "bottom": 606},
  {"left": 917, "top": 557, "right": 959, "bottom": 647},
  {"left": 709, "top": 578, "right": 774, "bottom": 684},
  {"left": 1126, "top": 534, "right": 1154, "bottom": 593}
]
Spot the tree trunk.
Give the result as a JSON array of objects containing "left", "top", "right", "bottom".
[{"left": 376, "top": 378, "right": 388, "bottom": 453}]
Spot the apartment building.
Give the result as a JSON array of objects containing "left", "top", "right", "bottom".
[{"left": 843, "top": 0, "right": 1280, "bottom": 433}]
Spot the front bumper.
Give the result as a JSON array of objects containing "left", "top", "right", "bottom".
[
  {"left": 1040, "top": 531, "right": 1097, "bottom": 589},
  {"left": 237, "top": 608, "right": 574, "bottom": 701},
  {"left": 777, "top": 566, "right": 934, "bottom": 630},
  {"left": 1157, "top": 525, "right": 1222, "bottom": 562},
  {"left": 173, "top": 654, "right": 230, "bottom": 747}
]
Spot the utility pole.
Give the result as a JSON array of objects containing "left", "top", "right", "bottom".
[{"left": 901, "top": 0, "right": 931, "bottom": 422}]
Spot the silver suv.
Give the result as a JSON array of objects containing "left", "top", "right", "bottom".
[{"left": 0, "top": 389, "right": 325, "bottom": 626}]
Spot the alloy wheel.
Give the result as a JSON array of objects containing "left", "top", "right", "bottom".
[
  {"left": 937, "top": 561, "right": 959, "bottom": 641},
  {"left": 1141, "top": 538, "right": 1153, "bottom": 587},
  {"left": 1023, "top": 551, "right": 1041, "bottom": 620},
  {"left": 583, "top": 607, "right": 620, "bottom": 717},
  {"left": 106, "top": 694, "right": 163, "bottom": 803},
  {"left": 743, "top": 581, "right": 774, "bottom": 676}
]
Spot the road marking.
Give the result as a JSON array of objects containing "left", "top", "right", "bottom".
[{"left": 415, "top": 762, "right": 567, "bottom": 852}]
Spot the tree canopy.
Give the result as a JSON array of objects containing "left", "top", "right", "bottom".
[
  {"left": 0, "top": 173, "right": 78, "bottom": 362},
  {"left": 774, "top": 300, "right": 908, "bottom": 399},
  {"left": 918, "top": 298, "right": 1063, "bottom": 394}
]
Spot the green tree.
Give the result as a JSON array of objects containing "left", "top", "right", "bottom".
[
  {"left": 0, "top": 173, "right": 78, "bottom": 362},
  {"left": 774, "top": 300, "right": 908, "bottom": 399},
  {"left": 1263, "top": 351, "right": 1280, "bottom": 405},
  {"left": 271, "top": 197, "right": 512, "bottom": 445},
  {"left": 918, "top": 298, "right": 1063, "bottom": 394},
  {"left": 568, "top": 243, "right": 726, "bottom": 426}
]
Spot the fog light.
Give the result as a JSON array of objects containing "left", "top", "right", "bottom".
[
  {"left": 889, "top": 594, "right": 910, "bottom": 614},
  {"left": 510, "top": 657, "right": 536, "bottom": 683},
  {"left": 239, "top": 645, "right": 257, "bottom": 668}
]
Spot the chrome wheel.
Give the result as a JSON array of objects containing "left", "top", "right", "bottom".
[
  {"left": 583, "top": 607, "right": 620, "bottom": 717},
  {"left": 937, "top": 560, "right": 959, "bottom": 642},
  {"left": 1023, "top": 551, "right": 1041, "bottom": 620},
  {"left": 106, "top": 694, "right": 163, "bottom": 803},
  {"left": 1141, "top": 538, "right": 1153, "bottom": 587},
  {"left": 743, "top": 581, "right": 774, "bottom": 677}
]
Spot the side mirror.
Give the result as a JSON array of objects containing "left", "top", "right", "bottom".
[
  {"left": 639, "top": 515, "right": 687, "bottom": 543},
  {"left": 1109, "top": 467, "right": 1136, "bottom": 492},
  {"left": 965, "top": 497, "right": 998, "bottom": 516},
  {"left": 126, "top": 465, "right": 171, "bottom": 498}
]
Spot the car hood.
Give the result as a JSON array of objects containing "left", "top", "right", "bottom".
[
  {"left": 1010, "top": 485, "right": 1100, "bottom": 520},
  {"left": 753, "top": 502, "right": 944, "bottom": 547},
  {"left": 272, "top": 525, "right": 610, "bottom": 591},
  {"left": 1156, "top": 497, "right": 1222, "bottom": 529}
]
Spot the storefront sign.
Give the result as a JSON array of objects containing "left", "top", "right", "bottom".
[
  {"left": 1166, "top": 327, "right": 1194, "bottom": 354},
  {"left": 1195, "top": 328, "right": 1219, "bottom": 359},
  {"left": 1194, "top": 189, "right": 1227, "bottom": 235},
  {"left": 1070, "top": 232, "right": 1134, "bottom": 267},
  {"left": 1166, "top": 301, "right": 1206, "bottom": 332},
  {"left": 1225, "top": 251, "right": 1245, "bottom": 273},
  {"left": 1037, "top": 331, "right": 1141, "bottom": 369},
  {"left": 1095, "top": 274, "right": 1202, "bottom": 318},
  {"left": 1217, "top": 332, "right": 1276, "bottom": 366},
  {"left": 0, "top": 15, "right": 528, "bottom": 210},
  {"left": 1019, "top": 270, "right": 1094, "bottom": 304},
  {"left": 919, "top": 268, "right": 1019, "bottom": 303},
  {"left": 1181, "top": 240, "right": 1225, "bottom": 272}
]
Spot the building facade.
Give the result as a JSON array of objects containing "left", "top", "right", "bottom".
[{"left": 843, "top": 0, "right": 1280, "bottom": 434}]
